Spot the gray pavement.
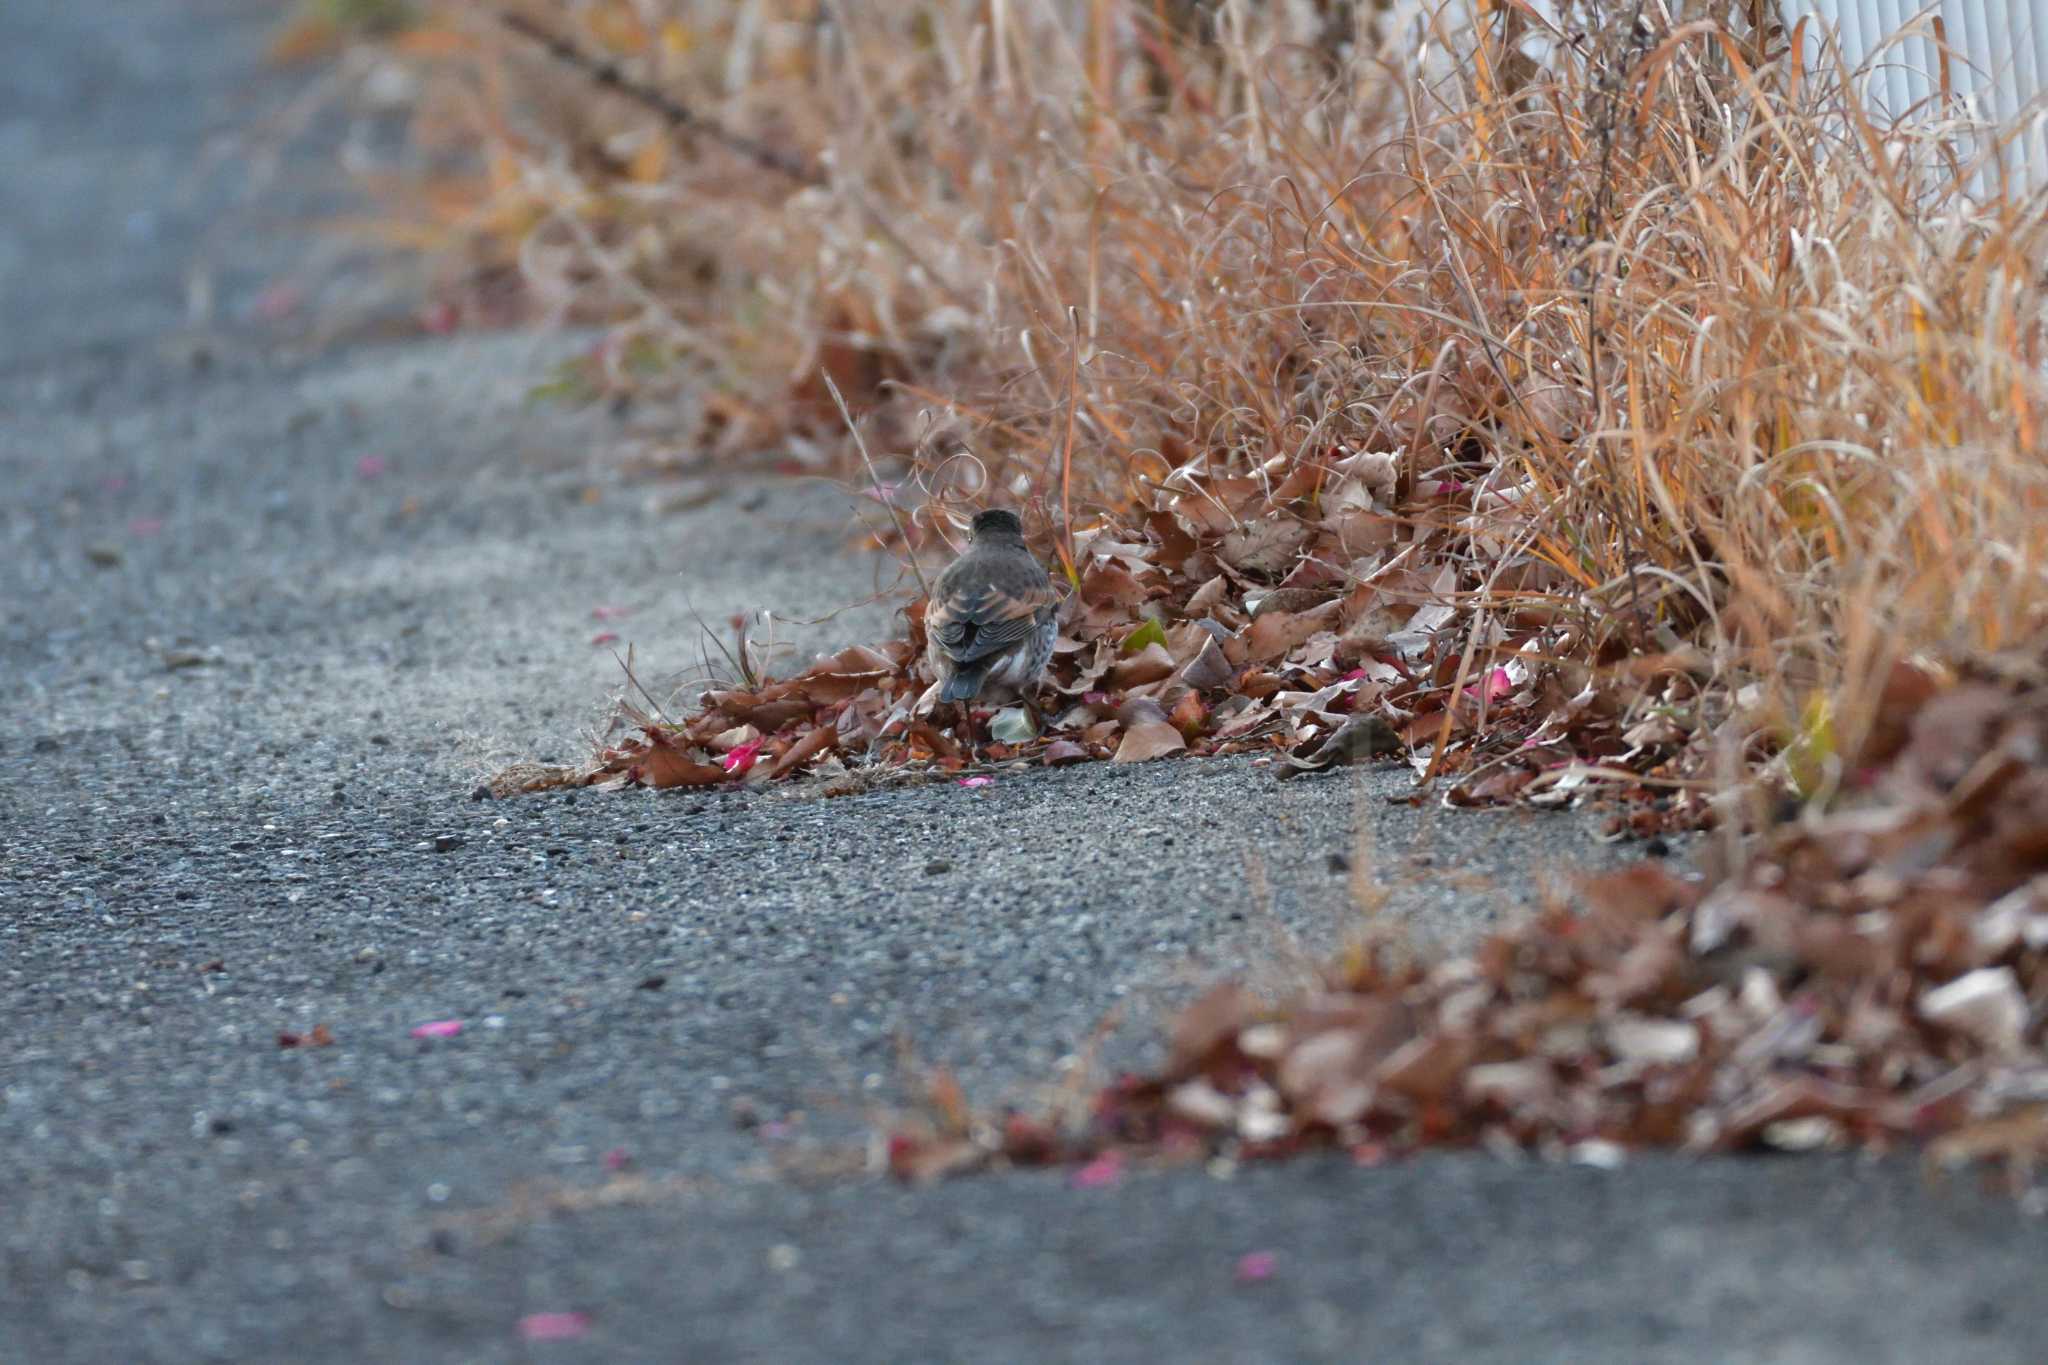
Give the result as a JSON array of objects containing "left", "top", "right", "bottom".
[{"left": 2, "top": 3, "right": 2044, "bottom": 1362}]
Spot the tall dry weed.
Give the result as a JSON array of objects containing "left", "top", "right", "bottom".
[{"left": 357, "top": 0, "right": 2047, "bottom": 783}]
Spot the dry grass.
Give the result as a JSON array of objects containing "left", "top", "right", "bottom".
[{"left": 343, "top": 0, "right": 2048, "bottom": 788}]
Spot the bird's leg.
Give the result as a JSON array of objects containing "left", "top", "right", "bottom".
[{"left": 950, "top": 700, "right": 987, "bottom": 755}]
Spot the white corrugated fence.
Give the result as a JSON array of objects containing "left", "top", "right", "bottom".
[{"left": 1787, "top": 0, "right": 2047, "bottom": 188}]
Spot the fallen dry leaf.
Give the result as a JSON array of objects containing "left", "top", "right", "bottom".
[
  {"left": 1278, "top": 713, "right": 1406, "bottom": 778},
  {"left": 1114, "top": 721, "right": 1186, "bottom": 763}
]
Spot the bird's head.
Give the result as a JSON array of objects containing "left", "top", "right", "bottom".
[{"left": 969, "top": 508, "right": 1026, "bottom": 541}]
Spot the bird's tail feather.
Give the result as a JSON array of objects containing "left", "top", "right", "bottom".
[{"left": 939, "top": 667, "right": 986, "bottom": 703}]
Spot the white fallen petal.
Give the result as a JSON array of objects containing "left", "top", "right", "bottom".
[
  {"left": 1919, "top": 966, "right": 2028, "bottom": 1054},
  {"left": 1167, "top": 1079, "right": 1239, "bottom": 1127},
  {"left": 1464, "top": 1060, "right": 1553, "bottom": 1108},
  {"left": 1762, "top": 1117, "right": 1843, "bottom": 1152},
  {"left": 1568, "top": 1138, "right": 1628, "bottom": 1169},
  {"left": 1604, "top": 1015, "right": 1699, "bottom": 1065},
  {"left": 1237, "top": 1023, "right": 1288, "bottom": 1059}
]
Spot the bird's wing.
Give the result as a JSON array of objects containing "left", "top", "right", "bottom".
[{"left": 930, "top": 558, "right": 1058, "bottom": 665}]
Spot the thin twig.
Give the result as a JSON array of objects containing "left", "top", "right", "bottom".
[
  {"left": 678, "top": 595, "right": 753, "bottom": 690},
  {"left": 1055, "top": 307, "right": 1083, "bottom": 588},
  {"left": 495, "top": 8, "right": 975, "bottom": 313},
  {"left": 610, "top": 643, "right": 680, "bottom": 729},
  {"left": 496, "top": 10, "right": 822, "bottom": 185},
  {"left": 825, "top": 372, "right": 934, "bottom": 602}
]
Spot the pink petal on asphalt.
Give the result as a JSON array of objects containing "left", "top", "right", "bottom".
[
  {"left": 591, "top": 631, "right": 621, "bottom": 647},
  {"left": 957, "top": 776, "right": 995, "bottom": 789},
  {"left": 517, "top": 1312, "right": 591, "bottom": 1342},
  {"left": 100, "top": 475, "right": 130, "bottom": 495},
  {"left": 128, "top": 517, "right": 164, "bottom": 537},
  {"left": 254, "top": 283, "right": 302, "bottom": 322},
  {"left": 591, "top": 605, "right": 629, "bottom": 621},
  {"left": 356, "top": 454, "right": 388, "bottom": 479},
  {"left": 410, "top": 1020, "right": 462, "bottom": 1039},
  {"left": 1070, "top": 1152, "right": 1123, "bottom": 1189},
  {"left": 603, "top": 1148, "right": 631, "bottom": 1172},
  {"left": 1236, "top": 1251, "right": 1277, "bottom": 1282}
]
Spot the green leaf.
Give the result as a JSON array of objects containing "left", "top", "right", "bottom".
[
  {"left": 525, "top": 359, "right": 597, "bottom": 408},
  {"left": 1785, "top": 692, "right": 1836, "bottom": 799},
  {"left": 622, "top": 335, "right": 674, "bottom": 377},
  {"left": 1121, "top": 619, "right": 1166, "bottom": 654}
]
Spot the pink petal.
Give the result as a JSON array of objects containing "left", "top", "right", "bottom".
[
  {"left": 128, "top": 517, "right": 164, "bottom": 537},
  {"left": 862, "top": 482, "right": 902, "bottom": 505},
  {"left": 602, "top": 1147, "right": 631, "bottom": 1172},
  {"left": 957, "top": 776, "right": 995, "bottom": 789},
  {"left": 517, "top": 1312, "right": 591, "bottom": 1342},
  {"left": 254, "top": 283, "right": 302, "bottom": 322},
  {"left": 410, "top": 1020, "right": 462, "bottom": 1039},
  {"left": 355, "top": 454, "right": 387, "bottom": 480},
  {"left": 591, "top": 605, "right": 630, "bottom": 621},
  {"left": 1235, "top": 1251, "right": 1277, "bottom": 1282},
  {"left": 591, "top": 631, "right": 621, "bottom": 647},
  {"left": 419, "top": 300, "right": 459, "bottom": 335},
  {"left": 722, "top": 740, "right": 764, "bottom": 776},
  {"left": 1070, "top": 1152, "right": 1123, "bottom": 1189},
  {"left": 1462, "top": 666, "right": 1512, "bottom": 704},
  {"left": 99, "top": 475, "right": 130, "bottom": 495}
]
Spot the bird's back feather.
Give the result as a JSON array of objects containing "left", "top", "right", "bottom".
[{"left": 926, "top": 519, "right": 1058, "bottom": 705}]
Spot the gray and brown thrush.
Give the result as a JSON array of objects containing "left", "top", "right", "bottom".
[{"left": 926, "top": 508, "right": 1059, "bottom": 709}]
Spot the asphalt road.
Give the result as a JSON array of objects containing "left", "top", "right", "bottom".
[{"left": 3, "top": 4, "right": 2044, "bottom": 1362}]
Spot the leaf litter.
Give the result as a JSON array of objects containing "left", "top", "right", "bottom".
[
  {"left": 882, "top": 668, "right": 2048, "bottom": 1193},
  {"left": 489, "top": 460, "right": 1711, "bottom": 815}
]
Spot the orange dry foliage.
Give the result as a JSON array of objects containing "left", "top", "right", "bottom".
[{"left": 340, "top": 1, "right": 2044, "bottom": 801}]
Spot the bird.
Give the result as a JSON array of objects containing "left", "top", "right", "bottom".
[{"left": 926, "top": 508, "right": 1060, "bottom": 711}]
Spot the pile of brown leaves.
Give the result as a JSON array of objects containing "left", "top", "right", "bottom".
[
  {"left": 888, "top": 666, "right": 2048, "bottom": 1186},
  {"left": 496, "top": 455, "right": 1711, "bottom": 815}
]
